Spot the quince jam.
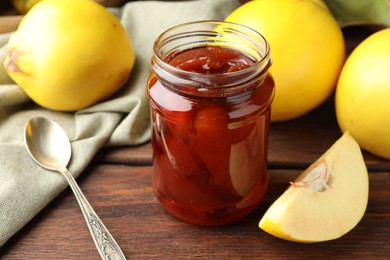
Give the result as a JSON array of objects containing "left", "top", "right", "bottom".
[{"left": 147, "top": 46, "right": 275, "bottom": 225}]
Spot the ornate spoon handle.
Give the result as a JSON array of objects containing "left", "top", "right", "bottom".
[{"left": 61, "top": 168, "right": 126, "bottom": 260}]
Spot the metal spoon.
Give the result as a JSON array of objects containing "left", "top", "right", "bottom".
[{"left": 24, "top": 117, "right": 126, "bottom": 260}]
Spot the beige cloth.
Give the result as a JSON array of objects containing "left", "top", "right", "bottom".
[{"left": 0, "top": 0, "right": 240, "bottom": 247}]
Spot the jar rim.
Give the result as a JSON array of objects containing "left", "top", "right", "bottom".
[{"left": 152, "top": 20, "right": 272, "bottom": 97}]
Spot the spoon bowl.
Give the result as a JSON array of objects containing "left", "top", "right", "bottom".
[
  {"left": 25, "top": 117, "right": 71, "bottom": 171},
  {"left": 24, "top": 117, "right": 126, "bottom": 260}
]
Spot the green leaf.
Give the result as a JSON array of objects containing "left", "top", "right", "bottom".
[{"left": 324, "top": 0, "right": 390, "bottom": 27}]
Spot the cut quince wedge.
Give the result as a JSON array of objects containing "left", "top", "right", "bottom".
[{"left": 259, "top": 132, "right": 369, "bottom": 243}]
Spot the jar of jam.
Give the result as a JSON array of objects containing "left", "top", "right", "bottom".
[{"left": 147, "top": 21, "right": 275, "bottom": 225}]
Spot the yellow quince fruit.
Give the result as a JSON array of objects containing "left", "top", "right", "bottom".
[
  {"left": 226, "top": 0, "right": 345, "bottom": 121},
  {"left": 4, "top": 0, "right": 135, "bottom": 111},
  {"left": 336, "top": 28, "right": 390, "bottom": 159}
]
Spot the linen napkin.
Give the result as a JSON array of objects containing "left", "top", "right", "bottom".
[{"left": 0, "top": 0, "right": 240, "bottom": 247}]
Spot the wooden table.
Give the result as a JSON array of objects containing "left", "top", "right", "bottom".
[{"left": 1, "top": 26, "right": 390, "bottom": 260}]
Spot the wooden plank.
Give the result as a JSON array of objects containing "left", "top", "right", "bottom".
[
  {"left": 95, "top": 143, "right": 153, "bottom": 166},
  {"left": 0, "top": 15, "right": 22, "bottom": 33},
  {"left": 1, "top": 164, "right": 389, "bottom": 259}
]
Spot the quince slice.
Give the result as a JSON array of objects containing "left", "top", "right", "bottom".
[{"left": 259, "top": 132, "right": 369, "bottom": 243}]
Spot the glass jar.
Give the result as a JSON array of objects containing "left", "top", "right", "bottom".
[{"left": 147, "top": 20, "right": 275, "bottom": 225}]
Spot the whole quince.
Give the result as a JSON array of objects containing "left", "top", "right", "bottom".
[
  {"left": 226, "top": 0, "right": 345, "bottom": 121},
  {"left": 4, "top": 0, "right": 135, "bottom": 111},
  {"left": 336, "top": 28, "right": 390, "bottom": 159}
]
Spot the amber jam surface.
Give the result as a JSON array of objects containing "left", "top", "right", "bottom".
[
  {"left": 168, "top": 46, "right": 253, "bottom": 73},
  {"left": 148, "top": 45, "right": 275, "bottom": 225}
]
